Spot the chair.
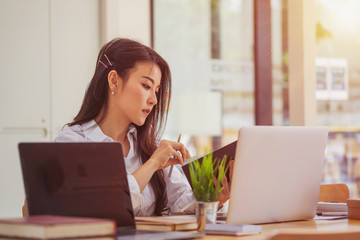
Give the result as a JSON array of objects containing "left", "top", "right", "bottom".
[
  {"left": 22, "top": 199, "right": 28, "bottom": 217},
  {"left": 266, "top": 229, "right": 360, "bottom": 240},
  {"left": 318, "top": 183, "right": 350, "bottom": 203}
]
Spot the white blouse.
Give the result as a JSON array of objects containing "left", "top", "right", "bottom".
[{"left": 54, "top": 120, "right": 196, "bottom": 216}]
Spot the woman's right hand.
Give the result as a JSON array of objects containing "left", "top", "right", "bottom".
[
  {"left": 132, "top": 139, "right": 190, "bottom": 193},
  {"left": 149, "top": 140, "right": 190, "bottom": 170}
]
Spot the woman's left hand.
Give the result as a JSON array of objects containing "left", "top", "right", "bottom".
[{"left": 216, "top": 160, "right": 234, "bottom": 207}]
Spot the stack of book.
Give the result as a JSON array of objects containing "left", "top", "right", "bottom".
[
  {"left": 135, "top": 215, "right": 197, "bottom": 231},
  {"left": 135, "top": 215, "right": 262, "bottom": 236},
  {"left": 316, "top": 202, "right": 348, "bottom": 216},
  {"left": 0, "top": 215, "right": 116, "bottom": 239}
]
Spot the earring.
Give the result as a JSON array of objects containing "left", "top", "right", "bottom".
[{"left": 111, "top": 91, "right": 115, "bottom": 95}]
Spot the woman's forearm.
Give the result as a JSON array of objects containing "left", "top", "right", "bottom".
[
  {"left": 132, "top": 158, "right": 159, "bottom": 193},
  {"left": 131, "top": 140, "right": 189, "bottom": 193}
]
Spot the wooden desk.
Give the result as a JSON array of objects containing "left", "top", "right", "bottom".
[{"left": 196, "top": 218, "right": 360, "bottom": 239}]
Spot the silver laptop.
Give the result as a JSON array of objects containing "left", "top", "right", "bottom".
[{"left": 226, "top": 126, "right": 328, "bottom": 224}]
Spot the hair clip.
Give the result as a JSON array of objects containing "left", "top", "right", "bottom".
[
  {"left": 98, "top": 60, "right": 108, "bottom": 69},
  {"left": 104, "top": 54, "right": 112, "bottom": 66}
]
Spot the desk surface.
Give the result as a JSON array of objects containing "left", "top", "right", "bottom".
[{"left": 196, "top": 218, "right": 360, "bottom": 239}]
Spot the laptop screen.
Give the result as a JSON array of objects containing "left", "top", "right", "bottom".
[
  {"left": 18, "top": 142, "right": 134, "bottom": 227},
  {"left": 227, "top": 126, "right": 328, "bottom": 224}
]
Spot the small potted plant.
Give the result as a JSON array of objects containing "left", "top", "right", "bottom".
[{"left": 189, "top": 152, "right": 229, "bottom": 230}]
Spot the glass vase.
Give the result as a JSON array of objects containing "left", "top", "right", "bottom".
[{"left": 195, "top": 201, "right": 219, "bottom": 231}]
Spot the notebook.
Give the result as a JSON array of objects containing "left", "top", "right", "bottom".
[
  {"left": 182, "top": 140, "right": 237, "bottom": 187},
  {"left": 204, "top": 223, "right": 261, "bottom": 236},
  {"left": 226, "top": 126, "right": 329, "bottom": 224},
  {"left": 18, "top": 142, "right": 204, "bottom": 240}
]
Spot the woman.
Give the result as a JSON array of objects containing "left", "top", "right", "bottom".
[
  {"left": 55, "top": 38, "right": 194, "bottom": 216},
  {"left": 55, "top": 38, "right": 231, "bottom": 217}
]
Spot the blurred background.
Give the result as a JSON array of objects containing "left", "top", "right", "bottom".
[{"left": 1, "top": 0, "right": 360, "bottom": 217}]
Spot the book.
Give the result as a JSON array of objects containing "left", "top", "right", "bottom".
[
  {"left": 0, "top": 215, "right": 116, "bottom": 239},
  {"left": 204, "top": 223, "right": 262, "bottom": 236},
  {"left": 348, "top": 199, "right": 360, "bottom": 219},
  {"left": 182, "top": 140, "right": 237, "bottom": 187},
  {"left": 0, "top": 237, "right": 116, "bottom": 240},
  {"left": 135, "top": 215, "right": 198, "bottom": 231},
  {"left": 316, "top": 202, "right": 348, "bottom": 216}
]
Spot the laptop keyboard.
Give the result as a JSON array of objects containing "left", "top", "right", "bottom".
[
  {"left": 115, "top": 227, "right": 204, "bottom": 240},
  {"left": 117, "top": 228, "right": 164, "bottom": 235}
]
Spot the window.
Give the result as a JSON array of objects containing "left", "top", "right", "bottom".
[
  {"left": 153, "top": 0, "right": 255, "bottom": 154},
  {"left": 315, "top": 0, "right": 360, "bottom": 198}
]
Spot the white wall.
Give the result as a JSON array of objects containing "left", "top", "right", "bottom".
[
  {"left": 50, "top": 0, "right": 100, "bottom": 138},
  {"left": 0, "top": 0, "right": 51, "bottom": 218},
  {"left": 0, "top": 0, "right": 100, "bottom": 218},
  {"left": 100, "top": 0, "right": 151, "bottom": 46},
  {"left": 0, "top": 0, "right": 151, "bottom": 218}
]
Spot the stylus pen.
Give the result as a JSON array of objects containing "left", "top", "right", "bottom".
[{"left": 168, "top": 133, "right": 181, "bottom": 178}]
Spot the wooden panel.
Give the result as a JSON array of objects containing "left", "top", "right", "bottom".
[{"left": 254, "top": 0, "right": 273, "bottom": 125}]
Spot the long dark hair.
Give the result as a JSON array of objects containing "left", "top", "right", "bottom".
[{"left": 69, "top": 38, "right": 171, "bottom": 216}]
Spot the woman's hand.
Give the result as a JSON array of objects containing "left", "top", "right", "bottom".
[
  {"left": 132, "top": 139, "right": 190, "bottom": 193},
  {"left": 149, "top": 140, "right": 190, "bottom": 170},
  {"left": 216, "top": 160, "right": 235, "bottom": 207}
]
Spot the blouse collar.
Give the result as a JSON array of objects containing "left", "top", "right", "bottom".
[{"left": 81, "top": 120, "right": 137, "bottom": 142}]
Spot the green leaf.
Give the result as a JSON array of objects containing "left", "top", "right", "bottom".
[{"left": 189, "top": 150, "right": 230, "bottom": 202}]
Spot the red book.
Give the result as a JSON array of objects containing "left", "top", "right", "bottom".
[{"left": 0, "top": 215, "right": 116, "bottom": 239}]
